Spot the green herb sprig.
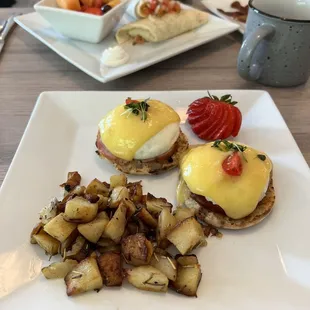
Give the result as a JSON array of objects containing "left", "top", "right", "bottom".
[
  {"left": 122, "top": 98, "right": 150, "bottom": 122},
  {"left": 257, "top": 154, "right": 266, "bottom": 161},
  {"left": 212, "top": 140, "right": 247, "bottom": 162}
]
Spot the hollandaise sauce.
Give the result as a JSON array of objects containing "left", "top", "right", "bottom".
[
  {"left": 180, "top": 143, "right": 272, "bottom": 219},
  {"left": 98, "top": 100, "right": 180, "bottom": 161}
]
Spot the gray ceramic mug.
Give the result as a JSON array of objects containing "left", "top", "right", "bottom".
[{"left": 237, "top": 0, "right": 310, "bottom": 87}]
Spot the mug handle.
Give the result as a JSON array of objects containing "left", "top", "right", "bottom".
[{"left": 237, "top": 25, "right": 275, "bottom": 81}]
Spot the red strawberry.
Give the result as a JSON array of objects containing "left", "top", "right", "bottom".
[{"left": 187, "top": 92, "right": 242, "bottom": 141}]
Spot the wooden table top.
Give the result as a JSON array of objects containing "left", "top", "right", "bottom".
[{"left": 0, "top": 5, "right": 309, "bottom": 186}]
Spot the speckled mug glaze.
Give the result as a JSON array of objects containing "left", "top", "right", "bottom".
[{"left": 237, "top": 0, "right": 310, "bottom": 87}]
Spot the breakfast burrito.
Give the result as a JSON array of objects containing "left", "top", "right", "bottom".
[
  {"left": 127, "top": 0, "right": 181, "bottom": 19},
  {"left": 116, "top": 9, "right": 209, "bottom": 44}
]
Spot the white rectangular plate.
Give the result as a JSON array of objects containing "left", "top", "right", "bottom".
[
  {"left": 201, "top": 0, "right": 246, "bottom": 34},
  {"left": 1, "top": 90, "right": 310, "bottom": 309},
  {"left": 14, "top": 10, "right": 238, "bottom": 83}
]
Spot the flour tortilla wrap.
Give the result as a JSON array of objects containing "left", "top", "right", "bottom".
[
  {"left": 115, "top": 9, "right": 209, "bottom": 44},
  {"left": 126, "top": 0, "right": 143, "bottom": 19}
]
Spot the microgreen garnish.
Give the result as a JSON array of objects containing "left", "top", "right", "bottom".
[
  {"left": 122, "top": 98, "right": 150, "bottom": 122},
  {"left": 206, "top": 91, "right": 238, "bottom": 105},
  {"left": 212, "top": 140, "right": 247, "bottom": 162},
  {"left": 257, "top": 154, "right": 266, "bottom": 161}
]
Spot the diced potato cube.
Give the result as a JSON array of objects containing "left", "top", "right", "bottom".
[
  {"left": 78, "top": 212, "right": 109, "bottom": 243},
  {"left": 167, "top": 217, "right": 205, "bottom": 255},
  {"left": 146, "top": 193, "right": 172, "bottom": 217},
  {"left": 97, "top": 252, "right": 123, "bottom": 286},
  {"left": 32, "top": 230, "right": 60, "bottom": 256},
  {"left": 109, "top": 186, "right": 129, "bottom": 208},
  {"left": 44, "top": 213, "right": 77, "bottom": 242},
  {"left": 157, "top": 207, "right": 176, "bottom": 242},
  {"left": 65, "top": 257, "right": 103, "bottom": 296},
  {"left": 137, "top": 208, "right": 158, "bottom": 228},
  {"left": 126, "top": 266, "right": 168, "bottom": 293},
  {"left": 110, "top": 174, "right": 127, "bottom": 189},
  {"left": 65, "top": 196, "right": 98, "bottom": 223},
  {"left": 150, "top": 249, "right": 177, "bottom": 281},
  {"left": 85, "top": 178, "right": 109, "bottom": 197},
  {"left": 42, "top": 259, "right": 78, "bottom": 279},
  {"left": 65, "top": 236, "right": 90, "bottom": 262},
  {"left": 173, "top": 207, "right": 196, "bottom": 223}
]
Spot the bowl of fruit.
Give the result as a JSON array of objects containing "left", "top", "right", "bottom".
[{"left": 34, "top": 0, "right": 129, "bottom": 43}]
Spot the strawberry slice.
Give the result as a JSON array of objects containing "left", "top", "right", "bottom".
[
  {"left": 231, "top": 107, "right": 242, "bottom": 137},
  {"left": 187, "top": 92, "right": 242, "bottom": 141},
  {"left": 198, "top": 104, "right": 225, "bottom": 140}
]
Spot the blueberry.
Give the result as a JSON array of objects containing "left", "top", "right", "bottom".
[{"left": 101, "top": 4, "right": 112, "bottom": 14}]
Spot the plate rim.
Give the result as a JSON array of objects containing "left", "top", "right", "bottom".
[{"left": 14, "top": 11, "right": 239, "bottom": 83}]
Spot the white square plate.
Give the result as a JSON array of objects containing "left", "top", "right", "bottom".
[
  {"left": 201, "top": 0, "right": 247, "bottom": 34},
  {"left": 14, "top": 10, "right": 239, "bottom": 83},
  {"left": 1, "top": 90, "right": 310, "bottom": 309}
]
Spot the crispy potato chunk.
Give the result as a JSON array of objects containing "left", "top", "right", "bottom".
[
  {"left": 97, "top": 252, "right": 123, "bottom": 286},
  {"left": 126, "top": 266, "right": 168, "bottom": 293},
  {"left": 110, "top": 174, "right": 127, "bottom": 189},
  {"left": 127, "top": 181, "right": 143, "bottom": 203},
  {"left": 137, "top": 208, "right": 158, "bottom": 228},
  {"left": 65, "top": 196, "right": 98, "bottom": 223},
  {"left": 146, "top": 193, "right": 172, "bottom": 218},
  {"left": 30, "top": 222, "right": 44, "bottom": 244},
  {"left": 157, "top": 207, "right": 176, "bottom": 242},
  {"left": 97, "top": 195, "right": 109, "bottom": 211},
  {"left": 32, "top": 230, "right": 60, "bottom": 256},
  {"left": 42, "top": 259, "right": 78, "bottom": 279},
  {"left": 109, "top": 186, "right": 129, "bottom": 208},
  {"left": 44, "top": 213, "right": 77, "bottom": 242},
  {"left": 65, "top": 236, "right": 90, "bottom": 262},
  {"left": 60, "top": 171, "right": 82, "bottom": 193},
  {"left": 171, "top": 255, "right": 202, "bottom": 297},
  {"left": 173, "top": 207, "right": 196, "bottom": 223},
  {"left": 150, "top": 249, "right": 177, "bottom": 281},
  {"left": 78, "top": 212, "right": 109, "bottom": 243},
  {"left": 85, "top": 178, "right": 109, "bottom": 197},
  {"left": 122, "top": 198, "right": 136, "bottom": 218},
  {"left": 65, "top": 257, "right": 103, "bottom": 296},
  {"left": 121, "top": 233, "right": 153, "bottom": 266},
  {"left": 167, "top": 217, "right": 205, "bottom": 255},
  {"left": 104, "top": 204, "right": 127, "bottom": 243},
  {"left": 59, "top": 229, "right": 79, "bottom": 256}
]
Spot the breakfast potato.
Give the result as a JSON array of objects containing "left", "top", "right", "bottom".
[
  {"left": 173, "top": 207, "right": 196, "bottom": 223},
  {"left": 109, "top": 186, "right": 129, "bottom": 208},
  {"left": 104, "top": 204, "right": 127, "bottom": 243},
  {"left": 122, "top": 198, "right": 136, "bottom": 218},
  {"left": 96, "top": 237, "right": 117, "bottom": 247},
  {"left": 42, "top": 259, "right": 78, "bottom": 279},
  {"left": 146, "top": 193, "right": 172, "bottom": 218},
  {"left": 167, "top": 217, "right": 206, "bottom": 255},
  {"left": 137, "top": 208, "right": 158, "bottom": 228},
  {"left": 126, "top": 266, "right": 168, "bottom": 293},
  {"left": 64, "top": 196, "right": 98, "bottom": 223},
  {"left": 44, "top": 213, "right": 77, "bottom": 243},
  {"left": 32, "top": 229, "right": 60, "bottom": 256},
  {"left": 171, "top": 254, "right": 202, "bottom": 297},
  {"left": 59, "top": 229, "right": 80, "bottom": 256},
  {"left": 65, "top": 236, "right": 90, "bottom": 262},
  {"left": 85, "top": 178, "right": 109, "bottom": 197},
  {"left": 97, "top": 194, "right": 109, "bottom": 211},
  {"left": 150, "top": 249, "right": 177, "bottom": 281},
  {"left": 157, "top": 207, "right": 176, "bottom": 242},
  {"left": 97, "top": 245, "right": 121, "bottom": 254},
  {"left": 39, "top": 197, "right": 58, "bottom": 224},
  {"left": 65, "top": 257, "right": 103, "bottom": 296},
  {"left": 60, "top": 171, "right": 82, "bottom": 193},
  {"left": 78, "top": 212, "right": 109, "bottom": 243},
  {"left": 30, "top": 222, "right": 44, "bottom": 244},
  {"left": 97, "top": 252, "right": 123, "bottom": 286},
  {"left": 110, "top": 174, "right": 127, "bottom": 189},
  {"left": 121, "top": 233, "right": 153, "bottom": 266},
  {"left": 127, "top": 181, "right": 143, "bottom": 203}
]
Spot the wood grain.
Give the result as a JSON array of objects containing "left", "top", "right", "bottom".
[{"left": 0, "top": 5, "right": 309, "bottom": 186}]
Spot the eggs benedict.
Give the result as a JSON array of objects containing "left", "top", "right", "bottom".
[
  {"left": 177, "top": 140, "right": 275, "bottom": 229},
  {"left": 95, "top": 98, "right": 189, "bottom": 174}
]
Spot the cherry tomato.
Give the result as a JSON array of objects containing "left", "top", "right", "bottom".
[
  {"left": 126, "top": 98, "right": 139, "bottom": 105},
  {"left": 83, "top": 7, "right": 103, "bottom": 15},
  {"left": 222, "top": 152, "right": 242, "bottom": 176}
]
